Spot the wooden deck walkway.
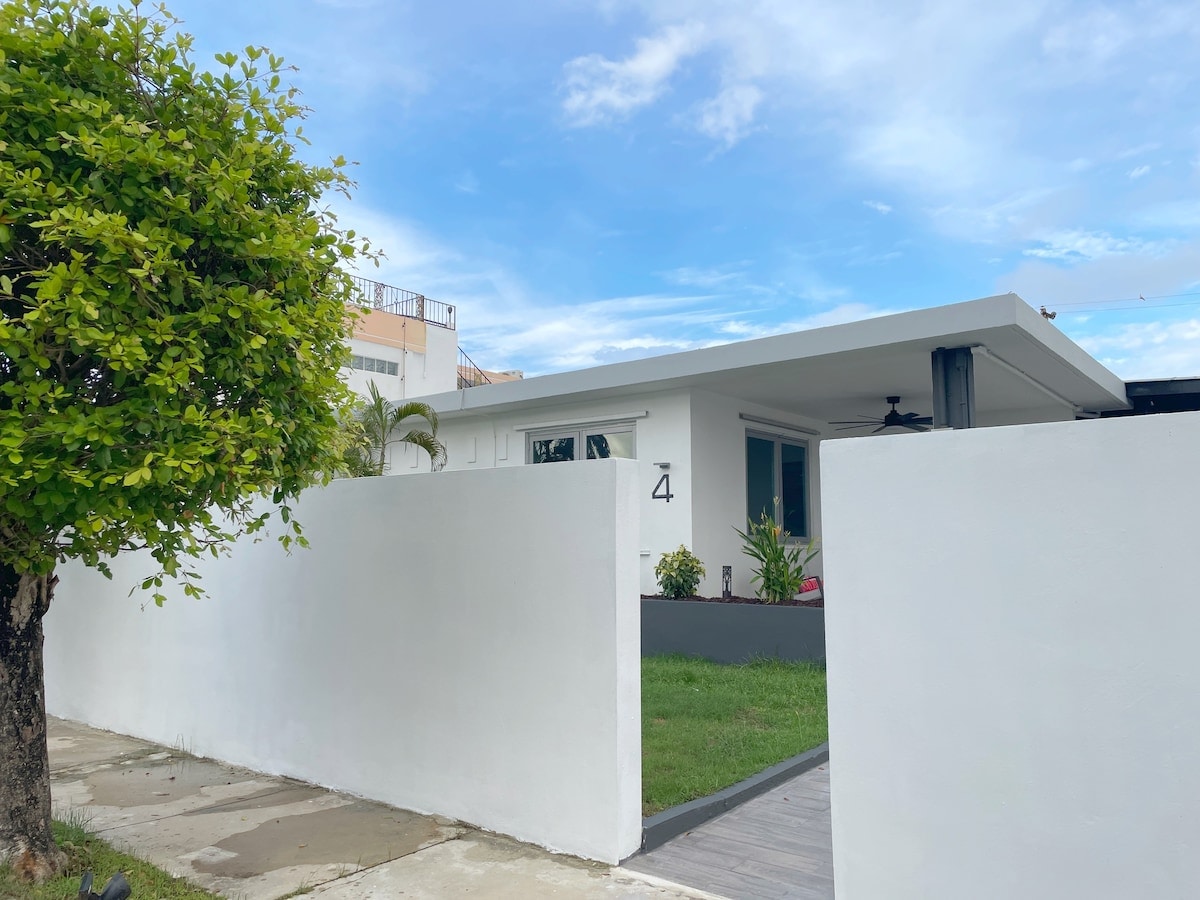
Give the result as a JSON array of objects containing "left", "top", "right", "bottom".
[{"left": 625, "top": 762, "right": 834, "bottom": 900}]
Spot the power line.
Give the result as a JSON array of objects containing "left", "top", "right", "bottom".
[
  {"left": 1055, "top": 299, "right": 1200, "bottom": 315},
  {"left": 1046, "top": 296, "right": 1200, "bottom": 314}
]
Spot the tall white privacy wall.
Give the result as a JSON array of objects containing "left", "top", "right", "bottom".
[
  {"left": 44, "top": 461, "right": 642, "bottom": 863},
  {"left": 821, "top": 411, "right": 1200, "bottom": 900}
]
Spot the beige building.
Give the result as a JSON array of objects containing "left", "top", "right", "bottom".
[{"left": 345, "top": 276, "right": 519, "bottom": 402}]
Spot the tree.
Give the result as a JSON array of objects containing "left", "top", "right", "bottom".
[
  {"left": 0, "top": 0, "right": 371, "bottom": 879},
  {"left": 343, "top": 381, "right": 446, "bottom": 476}
]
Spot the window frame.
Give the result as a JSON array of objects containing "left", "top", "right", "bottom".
[
  {"left": 526, "top": 422, "right": 637, "bottom": 464},
  {"left": 346, "top": 353, "right": 399, "bottom": 377},
  {"left": 745, "top": 428, "right": 810, "bottom": 540}
]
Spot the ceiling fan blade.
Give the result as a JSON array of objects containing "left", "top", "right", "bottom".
[
  {"left": 835, "top": 423, "right": 874, "bottom": 431},
  {"left": 908, "top": 416, "right": 933, "bottom": 425},
  {"left": 871, "top": 424, "right": 889, "bottom": 434},
  {"left": 903, "top": 423, "right": 930, "bottom": 432},
  {"left": 829, "top": 418, "right": 880, "bottom": 425}
]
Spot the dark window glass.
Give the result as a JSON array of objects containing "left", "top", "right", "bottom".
[
  {"left": 532, "top": 437, "right": 575, "bottom": 463},
  {"left": 746, "top": 435, "right": 775, "bottom": 526},
  {"left": 586, "top": 431, "right": 634, "bottom": 459},
  {"left": 780, "top": 442, "right": 807, "bottom": 536}
]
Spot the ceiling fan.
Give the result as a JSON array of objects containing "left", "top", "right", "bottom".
[{"left": 831, "top": 396, "right": 933, "bottom": 433}]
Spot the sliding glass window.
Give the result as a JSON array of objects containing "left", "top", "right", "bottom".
[{"left": 745, "top": 431, "right": 808, "bottom": 537}]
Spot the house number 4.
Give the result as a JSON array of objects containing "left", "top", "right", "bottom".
[{"left": 652, "top": 473, "right": 674, "bottom": 502}]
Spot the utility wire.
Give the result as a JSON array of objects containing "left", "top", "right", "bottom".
[
  {"left": 1041, "top": 294, "right": 1200, "bottom": 314},
  {"left": 1056, "top": 299, "right": 1200, "bottom": 315},
  {"left": 1051, "top": 290, "right": 1200, "bottom": 308},
  {"left": 1034, "top": 290, "right": 1200, "bottom": 317}
]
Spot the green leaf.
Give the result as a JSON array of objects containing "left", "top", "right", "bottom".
[{"left": 0, "top": 0, "right": 371, "bottom": 609}]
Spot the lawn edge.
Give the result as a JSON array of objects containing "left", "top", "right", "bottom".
[{"left": 635, "top": 742, "right": 830, "bottom": 854}]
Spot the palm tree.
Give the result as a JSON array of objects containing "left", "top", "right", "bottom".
[{"left": 344, "top": 381, "right": 447, "bottom": 476}]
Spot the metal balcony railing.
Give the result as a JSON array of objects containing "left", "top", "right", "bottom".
[
  {"left": 457, "top": 348, "right": 493, "bottom": 389},
  {"left": 349, "top": 275, "right": 456, "bottom": 330}
]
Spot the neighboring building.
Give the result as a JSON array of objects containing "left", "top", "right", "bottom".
[
  {"left": 384, "top": 293, "right": 1135, "bottom": 597},
  {"left": 344, "top": 276, "right": 518, "bottom": 402}
]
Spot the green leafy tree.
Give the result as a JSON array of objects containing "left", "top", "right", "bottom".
[
  {"left": 0, "top": 0, "right": 372, "bottom": 878},
  {"left": 343, "top": 380, "right": 446, "bottom": 476}
]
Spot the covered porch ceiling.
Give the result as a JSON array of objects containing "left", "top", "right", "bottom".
[{"left": 430, "top": 294, "right": 1130, "bottom": 427}]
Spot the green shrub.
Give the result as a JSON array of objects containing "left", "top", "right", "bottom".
[
  {"left": 734, "top": 511, "right": 819, "bottom": 603},
  {"left": 655, "top": 546, "right": 706, "bottom": 599}
]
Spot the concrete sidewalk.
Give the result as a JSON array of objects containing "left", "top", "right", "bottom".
[{"left": 48, "top": 718, "right": 723, "bottom": 900}]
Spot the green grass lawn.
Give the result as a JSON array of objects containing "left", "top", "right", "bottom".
[
  {"left": 0, "top": 818, "right": 216, "bottom": 899},
  {"left": 642, "top": 654, "right": 828, "bottom": 817}
]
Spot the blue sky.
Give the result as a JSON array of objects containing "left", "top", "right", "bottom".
[{"left": 163, "top": 0, "right": 1200, "bottom": 378}]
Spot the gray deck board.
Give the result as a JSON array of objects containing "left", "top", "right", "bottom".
[{"left": 625, "top": 762, "right": 834, "bottom": 900}]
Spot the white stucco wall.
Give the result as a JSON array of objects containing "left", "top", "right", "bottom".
[
  {"left": 419, "top": 323, "right": 460, "bottom": 396},
  {"left": 344, "top": 336, "right": 408, "bottom": 402},
  {"left": 44, "top": 462, "right": 642, "bottom": 863},
  {"left": 821, "top": 411, "right": 1200, "bottom": 899},
  {"left": 422, "top": 390, "right": 695, "bottom": 594},
  {"left": 346, "top": 322, "right": 459, "bottom": 403}
]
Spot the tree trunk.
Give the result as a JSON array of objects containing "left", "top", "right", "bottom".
[{"left": 0, "top": 562, "right": 65, "bottom": 882}]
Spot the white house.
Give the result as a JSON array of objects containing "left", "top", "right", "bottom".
[{"left": 380, "top": 293, "right": 1131, "bottom": 597}]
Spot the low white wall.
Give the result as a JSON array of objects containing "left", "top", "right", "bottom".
[
  {"left": 430, "top": 390, "right": 696, "bottom": 594},
  {"left": 44, "top": 461, "right": 642, "bottom": 863},
  {"left": 821, "top": 412, "right": 1200, "bottom": 899}
]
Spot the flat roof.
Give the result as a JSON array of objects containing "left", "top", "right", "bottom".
[{"left": 423, "top": 293, "right": 1130, "bottom": 421}]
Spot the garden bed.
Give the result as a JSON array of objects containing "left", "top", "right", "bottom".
[
  {"left": 642, "top": 593, "right": 823, "bottom": 608},
  {"left": 641, "top": 597, "right": 826, "bottom": 664}
]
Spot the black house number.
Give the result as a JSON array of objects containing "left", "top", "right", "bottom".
[{"left": 652, "top": 473, "right": 674, "bottom": 502}]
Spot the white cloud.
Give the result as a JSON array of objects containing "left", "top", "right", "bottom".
[
  {"left": 332, "top": 204, "right": 754, "bottom": 374},
  {"left": 561, "top": 22, "right": 707, "bottom": 125},
  {"left": 660, "top": 265, "right": 745, "bottom": 288},
  {"left": 1116, "top": 142, "right": 1161, "bottom": 160},
  {"left": 1040, "top": 6, "right": 1132, "bottom": 73},
  {"left": 1022, "top": 229, "right": 1171, "bottom": 261},
  {"left": 863, "top": 200, "right": 892, "bottom": 215},
  {"left": 695, "top": 83, "right": 762, "bottom": 147},
  {"left": 453, "top": 170, "right": 479, "bottom": 194},
  {"left": 1129, "top": 164, "right": 1151, "bottom": 179},
  {"left": 1076, "top": 319, "right": 1200, "bottom": 378},
  {"left": 1000, "top": 238, "right": 1200, "bottom": 306},
  {"left": 1134, "top": 199, "right": 1200, "bottom": 230},
  {"left": 716, "top": 302, "right": 910, "bottom": 340},
  {"left": 565, "top": 0, "right": 1199, "bottom": 240}
]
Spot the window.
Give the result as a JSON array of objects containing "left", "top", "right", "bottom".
[
  {"left": 347, "top": 354, "right": 399, "bottom": 376},
  {"left": 528, "top": 425, "right": 635, "bottom": 463},
  {"left": 746, "top": 431, "right": 808, "bottom": 537}
]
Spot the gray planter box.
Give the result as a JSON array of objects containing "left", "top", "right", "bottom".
[{"left": 641, "top": 599, "right": 825, "bottom": 664}]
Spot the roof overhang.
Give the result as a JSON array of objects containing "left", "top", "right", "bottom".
[{"left": 424, "top": 294, "right": 1130, "bottom": 425}]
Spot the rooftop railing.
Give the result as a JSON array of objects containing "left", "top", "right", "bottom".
[
  {"left": 458, "top": 348, "right": 493, "bottom": 389},
  {"left": 349, "top": 275, "right": 456, "bottom": 330}
]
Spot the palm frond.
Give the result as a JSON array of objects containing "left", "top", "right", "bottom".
[
  {"left": 390, "top": 400, "right": 440, "bottom": 434},
  {"left": 396, "top": 429, "right": 448, "bottom": 471},
  {"left": 339, "top": 381, "right": 448, "bottom": 475}
]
